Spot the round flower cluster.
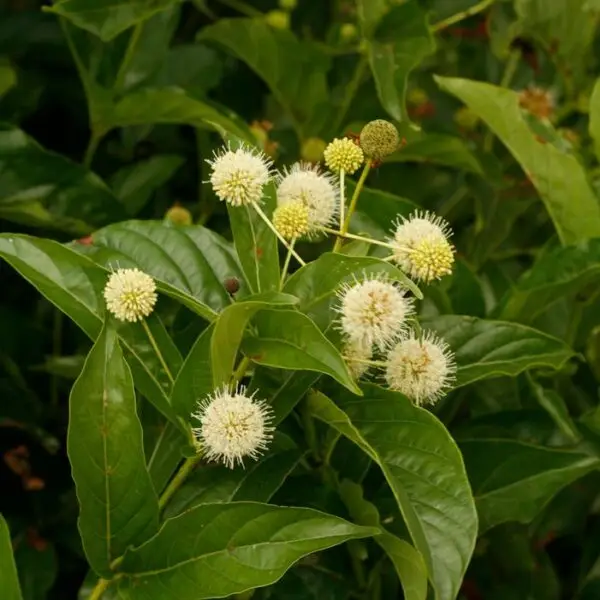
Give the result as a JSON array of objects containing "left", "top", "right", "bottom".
[
  {"left": 323, "top": 137, "right": 364, "bottom": 174},
  {"left": 104, "top": 268, "right": 157, "bottom": 322},
  {"left": 273, "top": 202, "right": 310, "bottom": 240}
]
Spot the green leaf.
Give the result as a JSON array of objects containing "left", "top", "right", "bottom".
[
  {"left": 14, "top": 538, "right": 57, "bottom": 600},
  {"left": 308, "top": 386, "right": 478, "bottom": 600},
  {"left": 460, "top": 439, "right": 599, "bottom": 533},
  {"left": 46, "top": 0, "right": 180, "bottom": 42},
  {"left": 242, "top": 309, "right": 361, "bottom": 394},
  {"left": 589, "top": 79, "right": 600, "bottom": 162},
  {"left": 422, "top": 315, "right": 575, "bottom": 387},
  {"left": 147, "top": 421, "right": 189, "bottom": 494},
  {"left": 0, "top": 516, "right": 23, "bottom": 600},
  {"left": 110, "top": 155, "right": 185, "bottom": 215},
  {"left": 436, "top": 76, "right": 600, "bottom": 244},
  {"left": 117, "top": 502, "right": 378, "bottom": 599},
  {"left": 0, "top": 60, "right": 16, "bottom": 97},
  {"left": 499, "top": 238, "right": 600, "bottom": 323},
  {"left": 340, "top": 480, "right": 428, "bottom": 600},
  {"left": 69, "top": 323, "right": 159, "bottom": 577},
  {"left": 84, "top": 220, "right": 244, "bottom": 319},
  {"left": 283, "top": 253, "right": 422, "bottom": 330},
  {"left": 199, "top": 18, "right": 330, "bottom": 137},
  {"left": 358, "top": 1, "right": 435, "bottom": 123},
  {"left": 0, "top": 235, "right": 182, "bottom": 424},
  {"left": 0, "top": 125, "right": 126, "bottom": 234},
  {"left": 530, "top": 379, "right": 581, "bottom": 443},
  {"left": 211, "top": 293, "right": 299, "bottom": 387}
]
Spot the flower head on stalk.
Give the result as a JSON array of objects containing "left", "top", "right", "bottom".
[
  {"left": 192, "top": 385, "right": 274, "bottom": 469},
  {"left": 104, "top": 268, "right": 157, "bottom": 322},
  {"left": 323, "top": 138, "right": 364, "bottom": 174},
  {"left": 343, "top": 338, "right": 373, "bottom": 380},
  {"left": 207, "top": 144, "right": 272, "bottom": 207},
  {"left": 273, "top": 202, "right": 310, "bottom": 240}
]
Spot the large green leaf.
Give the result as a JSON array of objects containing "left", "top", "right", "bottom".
[
  {"left": 436, "top": 76, "right": 600, "bottom": 244},
  {"left": 69, "top": 323, "right": 159, "bottom": 577},
  {"left": 422, "top": 315, "right": 575, "bottom": 387},
  {"left": 308, "top": 386, "right": 478, "bottom": 600},
  {"left": 460, "top": 439, "right": 599, "bottom": 533},
  {"left": 283, "top": 253, "right": 422, "bottom": 330},
  {"left": 117, "top": 503, "right": 378, "bottom": 599},
  {"left": 498, "top": 238, "right": 600, "bottom": 322},
  {"left": 46, "top": 0, "right": 179, "bottom": 42},
  {"left": 211, "top": 293, "right": 298, "bottom": 387},
  {"left": 340, "top": 480, "right": 428, "bottom": 600},
  {"left": 357, "top": 1, "right": 435, "bottom": 123},
  {"left": 0, "top": 516, "right": 23, "bottom": 600},
  {"left": 199, "top": 19, "right": 330, "bottom": 137},
  {"left": 242, "top": 309, "right": 360, "bottom": 394},
  {"left": 147, "top": 422, "right": 189, "bottom": 494},
  {"left": 81, "top": 220, "right": 244, "bottom": 319},
  {"left": 0, "top": 125, "right": 126, "bottom": 234},
  {"left": 0, "top": 235, "right": 182, "bottom": 424}
]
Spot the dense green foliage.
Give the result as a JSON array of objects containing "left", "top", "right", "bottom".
[{"left": 2, "top": 0, "right": 600, "bottom": 599}]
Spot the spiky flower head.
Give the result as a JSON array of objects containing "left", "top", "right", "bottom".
[
  {"left": 359, "top": 119, "right": 399, "bottom": 160},
  {"left": 273, "top": 202, "right": 309, "bottom": 240},
  {"left": 385, "top": 331, "right": 455, "bottom": 406},
  {"left": 192, "top": 385, "right": 274, "bottom": 469},
  {"left": 343, "top": 338, "right": 373, "bottom": 380},
  {"left": 337, "top": 276, "right": 413, "bottom": 351},
  {"left": 518, "top": 86, "right": 555, "bottom": 120},
  {"left": 391, "top": 211, "right": 455, "bottom": 283},
  {"left": 323, "top": 138, "right": 364, "bottom": 174},
  {"left": 277, "top": 162, "right": 337, "bottom": 234},
  {"left": 207, "top": 144, "right": 272, "bottom": 207},
  {"left": 103, "top": 268, "right": 157, "bottom": 322}
]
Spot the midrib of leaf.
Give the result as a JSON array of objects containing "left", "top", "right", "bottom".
[
  {"left": 101, "top": 357, "right": 112, "bottom": 566},
  {"left": 246, "top": 205, "right": 262, "bottom": 294}
]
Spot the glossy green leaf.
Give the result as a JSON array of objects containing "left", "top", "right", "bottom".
[
  {"left": 340, "top": 480, "right": 428, "bottom": 600},
  {"left": 308, "top": 386, "right": 478, "bottom": 600},
  {"left": 498, "top": 238, "right": 600, "bottom": 323},
  {"left": 199, "top": 18, "right": 330, "bottom": 136},
  {"left": 0, "top": 60, "right": 16, "bottom": 97},
  {"left": 46, "top": 0, "right": 179, "bottom": 42},
  {"left": 110, "top": 155, "right": 184, "bottom": 216},
  {"left": 84, "top": 220, "right": 244, "bottom": 319},
  {"left": 69, "top": 323, "right": 159, "bottom": 577},
  {"left": 0, "top": 235, "right": 182, "bottom": 424},
  {"left": 242, "top": 309, "right": 361, "bottom": 394},
  {"left": 436, "top": 76, "right": 600, "bottom": 244},
  {"left": 0, "top": 125, "right": 126, "bottom": 233},
  {"left": 358, "top": 1, "right": 435, "bottom": 123},
  {"left": 147, "top": 421, "right": 189, "bottom": 495},
  {"left": 117, "top": 502, "right": 378, "bottom": 599},
  {"left": 422, "top": 315, "right": 575, "bottom": 387},
  {"left": 0, "top": 516, "right": 23, "bottom": 600},
  {"left": 211, "top": 293, "right": 299, "bottom": 387},
  {"left": 14, "top": 537, "right": 57, "bottom": 600},
  {"left": 283, "top": 253, "right": 422, "bottom": 330},
  {"left": 530, "top": 379, "right": 581, "bottom": 443},
  {"left": 460, "top": 439, "right": 599, "bottom": 533}
]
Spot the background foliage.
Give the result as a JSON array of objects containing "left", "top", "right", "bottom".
[{"left": 2, "top": 0, "right": 600, "bottom": 599}]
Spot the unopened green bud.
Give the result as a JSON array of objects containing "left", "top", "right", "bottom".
[
  {"left": 454, "top": 106, "right": 479, "bottom": 130},
  {"left": 301, "top": 137, "right": 327, "bottom": 162},
  {"left": 265, "top": 9, "right": 290, "bottom": 29},
  {"left": 279, "top": 0, "right": 297, "bottom": 10},
  {"left": 359, "top": 119, "right": 400, "bottom": 160},
  {"left": 165, "top": 205, "right": 192, "bottom": 226},
  {"left": 340, "top": 23, "right": 358, "bottom": 42}
]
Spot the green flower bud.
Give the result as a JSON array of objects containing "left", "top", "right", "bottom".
[
  {"left": 359, "top": 119, "right": 400, "bottom": 160},
  {"left": 165, "top": 205, "right": 193, "bottom": 226},
  {"left": 265, "top": 9, "right": 290, "bottom": 29},
  {"left": 340, "top": 23, "right": 358, "bottom": 42},
  {"left": 279, "top": 0, "right": 297, "bottom": 10},
  {"left": 301, "top": 137, "right": 327, "bottom": 162}
]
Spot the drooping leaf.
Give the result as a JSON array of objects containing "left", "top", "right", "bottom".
[
  {"left": 422, "top": 315, "right": 575, "bottom": 387},
  {"left": 436, "top": 76, "right": 600, "bottom": 244},
  {"left": 0, "top": 125, "right": 126, "bottom": 233},
  {"left": 68, "top": 323, "right": 159, "bottom": 577},
  {"left": 0, "top": 235, "right": 182, "bottom": 424},
  {"left": 498, "top": 238, "right": 600, "bottom": 323},
  {"left": 308, "top": 386, "right": 478, "bottom": 600},
  {"left": 357, "top": 1, "right": 435, "bottom": 123},
  {"left": 199, "top": 18, "right": 330, "bottom": 137},
  {"left": 46, "top": 0, "right": 180, "bottom": 42},
  {"left": 211, "top": 293, "right": 299, "bottom": 387},
  {"left": 0, "top": 516, "right": 23, "bottom": 600},
  {"left": 117, "top": 503, "right": 378, "bottom": 600},
  {"left": 283, "top": 253, "right": 422, "bottom": 330},
  {"left": 82, "top": 220, "right": 244, "bottom": 319},
  {"left": 110, "top": 155, "right": 185, "bottom": 215},
  {"left": 460, "top": 439, "right": 599, "bottom": 533},
  {"left": 242, "top": 309, "right": 361, "bottom": 394}
]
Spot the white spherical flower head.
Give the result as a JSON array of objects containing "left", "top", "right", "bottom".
[
  {"left": 208, "top": 145, "right": 272, "bottom": 207},
  {"left": 343, "top": 338, "right": 372, "bottom": 379},
  {"left": 391, "top": 211, "right": 455, "bottom": 283},
  {"left": 192, "top": 386, "right": 274, "bottom": 469},
  {"left": 337, "top": 277, "right": 413, "bottom": 351},
  {"left": 385, "top": 331, "right": 455, "bottom": 406},
  {"left": 277, "top": 162, "right": 337, "bottom": 234},
  {"left": 103, "top": 268, "right": 157, "bottom": 322}
]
